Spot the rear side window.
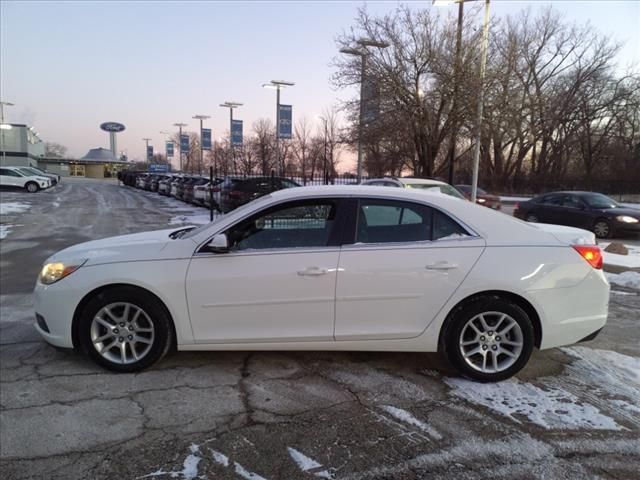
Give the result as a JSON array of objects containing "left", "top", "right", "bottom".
[
  {"left": 541, "top": 194, "right": 562, "bottom": 205},
  {"left": 355, "top": 199, "right": 469, "bottom": 244}
]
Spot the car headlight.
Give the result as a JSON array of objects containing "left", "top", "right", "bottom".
[
  {"left": 477, "top": 198, "right": 486, "bottom": 203},
  {"left": 615, "top": 215, "right": 639, "bottom": 224},
  {"left": 39, "top": 260, "right": 87, "bottom": 285}
]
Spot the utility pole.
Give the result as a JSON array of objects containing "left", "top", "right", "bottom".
[
  {"left": 219, "top": 102, "right": 243, "bottom": 173},
  {"left": 263, "top": 80, "right": 294, "bottom": 176},
  {"left": 173, "top": 122, "right": 187, "bottom": 172},
  {"left": 193, "top": 115, "right": 210, "bottom": 176},
  {"left": 142, "top": 138, "right": 151, "bottom": 167}
]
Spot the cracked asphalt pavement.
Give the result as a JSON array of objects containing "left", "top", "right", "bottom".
[{"left": 1, "top": 179, "right": 639, "bottom": 479}]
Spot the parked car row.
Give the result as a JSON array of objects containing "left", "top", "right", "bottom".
[
  {"left": 122, "top": 171, "right": 301, "bottom": 213},
  {"left": 0, "top": 166, "right": 60, "bottom": 193}
]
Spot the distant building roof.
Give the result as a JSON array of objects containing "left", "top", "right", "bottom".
[{"left": 81, "top": 147, "right": 116, "bottom": 161}]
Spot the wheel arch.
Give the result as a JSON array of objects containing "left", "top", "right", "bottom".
[
  {"left": 71, "top": 283, "right": 178, "bottom": 351},
  {"left": 438, "top": 290, "right": 542, "bottom": 352}
]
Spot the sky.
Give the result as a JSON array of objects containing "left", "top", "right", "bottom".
[{"left": 1, "top": 0, "right": 638, "bottom": 168}]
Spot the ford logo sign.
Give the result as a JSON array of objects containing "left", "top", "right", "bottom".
[{"left": 100, "top": 122, "right": 126, "bottom": 132}]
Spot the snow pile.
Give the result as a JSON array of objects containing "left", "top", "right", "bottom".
[
  {"left": 287, "top": 447, "right": 333, "bottom": 478},
  {"left": 445, "top": 347, "right": 640, "bottom": 430},
  {"left": 606, "top": 271, "right": 640, "bottom": 289},
  {"left": 0, "top": 224, "right": 15, "bottom": 240},
  {"left": 139, "top": 443, "right": 201, "bottom": 479},
  {"left": 0, "top": 201, "right": 31, "bottom": 215},
  {"left": 599, "top": 242, "right": 640, "bottom": 270}
]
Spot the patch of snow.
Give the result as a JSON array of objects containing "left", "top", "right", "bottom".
[
  {"left": 599, "top": 242, "right": 640, "bottom": 269},
  {"left": 445, "top": 378, "right": 621, "bottom": 430},
  {"left": 380, "top": 405, "right": 442, "bottom": 440},
  {"left": 445, "top": 347, "right": 640, "bottom": 431},
  {"left": 168, "top": 212, "right": 216, "bottom": 226},
  {"left": 288, "top": 447, "right": 322, "bottom": 471},
  {"left": 0, "top": 224, "right": 14, "bottom": 239},
  {"left": 500, "top": 196, "right": 532, "bottom": 202},
  {"left": 0, "top": 201, "right": 31, "bottom": 215},
  {"left": 211, "top": 449, "right": 230, "bottom": 467},
  {"left": 606, "top": 271, "right": 640, "bottom": 289},
  {"left": 138, "top": 443, "right": 201, "bottom": 479},
  {"left": 620, "top": 202, "right": 640, "bottom": 209},
  {"left": 531, "top": 223, "right": 595, "bottom": 244}
]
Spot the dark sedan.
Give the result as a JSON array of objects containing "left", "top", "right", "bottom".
[
  {"left": 514, "top": 191, "right": 640, "bottom": 239},
  {"left": 218, "top": 176, "right": 300, "bottom": 213},
  {"left": 455, "top": 184, "right": 502, "bottom": 210}
]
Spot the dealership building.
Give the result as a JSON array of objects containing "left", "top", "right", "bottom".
[{"left": 0, "top": 123, "right": 129, "bottom": 178}]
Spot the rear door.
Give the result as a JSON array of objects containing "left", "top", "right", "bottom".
[{"left": 334, "top": 198, "right": 485, "bottom": 340}]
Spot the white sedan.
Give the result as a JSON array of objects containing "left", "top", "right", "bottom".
[{"left": 33, "top": 186, "right": 609, "bottom": 381}]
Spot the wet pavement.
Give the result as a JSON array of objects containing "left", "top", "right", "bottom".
[{"left": 1, "top": 179, "right": 638, "bottom": 479}]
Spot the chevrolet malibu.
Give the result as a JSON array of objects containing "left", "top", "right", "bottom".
[{"left": 34, "top": 186, "right": 609, "bottom": 382}]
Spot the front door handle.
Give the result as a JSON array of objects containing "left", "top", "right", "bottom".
[
  {"left": 297, "top": 267, "right": 329, "bottom": 276},
  {"left": 425, "top": 262, "right": 458, "bottom": 271}
]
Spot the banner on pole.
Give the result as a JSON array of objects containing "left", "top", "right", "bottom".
[
  {"left": 149, "top": 163, "right": 169, "bottom": 173},
  {"left": 146, "top": 145, "right": 153, "bottom": 161},
  {"left": 166, "top": 141, "right": 174, "bottom": 157},
  {"left": 180, "top": 134, "right": 190, "bottom": 154},
  {"left": 202, "top": 128, "right": 212, "bottom": 150},
  {"left": 278, "top": 104, "right": 292, "bottom": 139},
  {"left": 362, "top": 77, "right": 380, "bottom": 125},
  {"left": 231, "top": 120, "right": 243, "bottom": 146}
]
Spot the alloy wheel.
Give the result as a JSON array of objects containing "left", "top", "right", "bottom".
[
  {"left": 594, "top": 221, "right": 610, "bottom": 238},
  {"left": 458, "top": 311, "right": 524, "bottom": 373},
  {"left": 525, "top": 214, "right": 538, "bottom": 222},
  {"left": 90, "top": 302, "right": 155, "bottom": 365}
]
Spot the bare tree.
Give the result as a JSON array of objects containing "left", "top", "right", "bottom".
[{"left": 44, "top": 142, "right": 68, "bottom": 158}]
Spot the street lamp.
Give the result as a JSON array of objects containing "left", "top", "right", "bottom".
[
  {"left": 173, "top": 122, "right": 188, "bottom": 172},
  {"left": 219, "top": 102, "right": 243, "bottom": 173},
  {"left": 193, "top": 115, "right": 210, "bottom": 176},
  {"left": 159, "top": 131, "right": 173, "bottom": 170},
  {"left": 262, "top": 80, "right": 294, "bottom": 176},
  {"left": 434, "top": 0, "right": 491, "bottom": 202},
  {"left": 142, "top": 138, "right": 152, "bottom": 166},
  {"left": 340, "top": 38, "right": 389, "bottom": 182}
]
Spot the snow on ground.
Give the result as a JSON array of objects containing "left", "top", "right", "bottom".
[
  {"left": 445, "top": 346, "right": 640, "bottom": 430},
  {"left": 0, "top": 201, "right": 31, "bottom": 215},
  {"left": 606, "top": 271, "right": 640, "bottom": 289},
  {"left": 168, "top": 211, "right": 217, "bottom": 226},
  {"left": 499, "top": 195, "right": 532, "bottom": 203},
  {"left": 599, "top": 242, "right": 640, "bottom": 269},
  {"left": 381, "top": 405, "right": 443, "bottom": 440},
  {"left": 0, "top": 224, "right": 15, "bottom": 240},
  {"left": 139, "top": 443, "right": 201, "bottom": 479},
  {"left": 620, "top": 202, "right": 640, "bottom": 209}
]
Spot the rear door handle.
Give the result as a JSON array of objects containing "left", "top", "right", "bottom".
[
  {"left": 297, "top": 267, "right": 329, "bottom": 276},
  {"left": 425, "top": 262, "right": 458, "bottom": 271}
]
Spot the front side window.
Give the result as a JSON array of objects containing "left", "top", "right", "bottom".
[
  {"left": 356, "top": 199, "right": 469, "bottom": 244},
  {"left": 227, "top": 200, "right": 338, "bottom": 251}
]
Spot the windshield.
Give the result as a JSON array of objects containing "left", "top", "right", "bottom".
[
  {"left": 406, "top": 183, "right": 466, "bottom": 200},
  {"left": 582, "top": 193, "right": 619, "bottom": 209},
  {"left": 18, "top": 168, "right": 38, "bottom": 177}
]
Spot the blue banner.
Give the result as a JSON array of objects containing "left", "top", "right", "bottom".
[
  {"left": 180, "top": 134, "right": 190, "bottom": 154},
  {"left": 278, "top": 104, "right": 292, "bottom": 139},
  {"left": 201, "top": 128, "right": 212, "bottom": 150},
  {"left": 231, "top": 120, "right": 243, "bottom": 146},
  {"left": 146, "top": 145, "right": 153, "bottom": 161},
  {"left": 166, "top": 141, "right": 174, "bottom": 157},
  {"left": 149, "top": 163, "right": 169, "bottom": 173}
]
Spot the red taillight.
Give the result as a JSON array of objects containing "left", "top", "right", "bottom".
[
  {"left": 572, "top": 245, "right": 603, "bottom": 270},
  {"left": 514, "top": 202, "right": 519, "bottom": 210},
  {"left": 229, "top": 190, "right": 243, "bottom": 199}
]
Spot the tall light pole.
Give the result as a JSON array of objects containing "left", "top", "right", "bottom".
[
  {"left": 340, "top": 38, "right": 389, "bottom": 183},
  {"left": 434, "top": 0, "right": 491, "bottom": 202},
  {"left": 219, "top": 102, "right": 242, "bottom": 173},
  {"left": 0, "top": 101, "right": 15, "bottom": 166},
  {"left": 262, "top": 80, "right": 294, "bottom": 176},
  {"left": 193, "top": 115, "right": 210, "bottom": 176},
  {"left": 142, "top": 138, "right": 152, "bottom": 166},
  {"left": 173, "top": 122, "right": 187, "bottom": 172}
]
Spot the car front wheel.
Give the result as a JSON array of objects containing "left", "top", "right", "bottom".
[
  {"left": 78, "top": 287, "right": 174, "bottom": 372},
  {"left": 25, "top": 182, "right": 39, "bottom": 193},
  {"left": 525, "top": 213, "right": 539, "bottom": 223},
  {"left": 593, "top": 219, "right": 611, "bottom": 239},
  {"left": 444, "top": 297, "right": 534, "bottom": 382}
]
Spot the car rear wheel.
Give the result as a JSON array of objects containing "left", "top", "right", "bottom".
[
  {"left": 593, "top": 219, "right": 611, "bottom": 239},
  {"left": 25, "top": 182, "right": 39, "bottom": 193},
  {"left": 525, "top": 213, "right": 539, "bottom": 223},
  {"left": 78, "top": 287, "right": 174, "bottom": 372},
  {"left": 444, "top": 297, "right": 534, "bottom": 382}
]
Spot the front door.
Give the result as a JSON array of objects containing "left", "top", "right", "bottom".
[
  {"left": 186, "top": 198, "right": 345, "bottom": 343},
  {"left": 335, "top": 198, "right": 485, "bottom": 340}
]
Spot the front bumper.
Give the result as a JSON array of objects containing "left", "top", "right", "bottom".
[{"left": 33, "top": 279, "right": 80, "bottom": 348}]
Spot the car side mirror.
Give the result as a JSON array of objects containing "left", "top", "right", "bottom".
[{"left": 207, "top": 233, "right": 229, "bottom": 253}]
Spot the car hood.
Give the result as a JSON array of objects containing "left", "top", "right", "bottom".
[
  {"left": 601, "top": 207, "right": 640, "bottom": 217},
  {"left": 46, "top": 228, "right": 195, "bottom": 265}
]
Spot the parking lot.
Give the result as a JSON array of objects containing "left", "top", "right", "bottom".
[{"left": 1, "top": 178, "right": 639, "bottom": 480}]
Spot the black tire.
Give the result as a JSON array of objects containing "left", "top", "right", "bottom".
[
  {"left": 593, "top": 219, "right": 611, "bottom": 239},
  {"left": 443, "top": 296, "right": 535, "bottom": 382},
  {"left": 525, "top": 213, "right": 539, "bottom": 223},
  {"left": 25, "top": 182, "right": 39, "bottom": 193},
  {"left": 78, "top": 286, "right": 174, "bottom": 373}
]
